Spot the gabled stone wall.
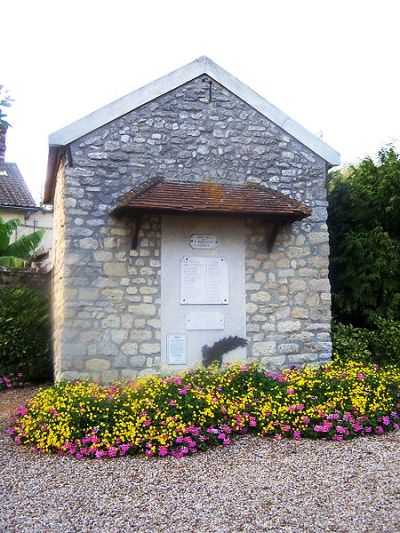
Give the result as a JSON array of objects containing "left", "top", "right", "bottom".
[{"left": 53, "top": 75, "right": 331, "bottom": 381}]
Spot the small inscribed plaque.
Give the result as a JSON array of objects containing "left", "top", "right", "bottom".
[
  {"left": 190, "top": 234, "right": 218, "bottom": 250},
  {"left": 180, "top": 257, "right": 229, "bottom": 305},
  {"left": 186, "top": 312, "right": 224, "bottom": 330},
  {"left": 167, "top": 334, "right": 186, "bottom": 365}
]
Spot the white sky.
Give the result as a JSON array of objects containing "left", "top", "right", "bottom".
[{"left": 3, "top": 0, "right": 400, "bottom": 203}]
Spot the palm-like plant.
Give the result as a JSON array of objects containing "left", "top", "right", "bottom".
[{"left": 0, "top": 216, "right": 44, "bottom": 268}]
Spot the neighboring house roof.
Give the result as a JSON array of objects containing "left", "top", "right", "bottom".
[
  {"left": 112, "top": 177, "right": 312, "bottom": 221},
  {"left": 0, "top": 162, "right": 37, "bottom": 209},
  {"left": 44, "top": 57, "right": 340, "bottom": 203}
]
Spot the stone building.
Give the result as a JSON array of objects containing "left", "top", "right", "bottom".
[{"left": 44, "top": 57, "right": 340, "bottom": 382}]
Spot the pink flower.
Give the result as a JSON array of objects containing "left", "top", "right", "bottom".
[
  {"left": 249, "top": 417, "right": 257, "bottom": 427},
  {"left": 223, "top": 438, "right": 231, "bottom": 445},
  {"left": 169, "top": 400, "right": 177, "bottom": 407},
  {"left": 332, "top": 435, "right": 343, "bottom": 441},
  {"left": 158, "top": 446, "right": 168, "bottom": 457},
  {"left": 16, "top": 403, "right": 27, "bottom": 415},
  {"left": 302, "top": 416, "right": 310, "bottom": 425},
  {"left": 357, "top": 373, "right": 365, "bottom": 381},
  {"left": 107, "top": 447, "right": 118, "bottom": 457},
  {"left": 143, "top": 419, "right": 151, "bottom": 427},
  {"left": 286, "top": 388, "right": 295, "bottom": 395},
  {"left": 375, "top": 426, "right": 384, "bottom": 435},
  {"left": 175, "top": 436, "right": 184, "bottom": 444},
  {"left": 145, "top": 449, "right": 154, "bottom": 457},
  {"left": 282, "top": 425, "right": 291, "bottom": 432},
  {"left": 382, "top": 416, "right": 391, "bottom": 426},
  {"left": 293, "top": 430, "right": 301, "bottom": 440},
  {"left": 273, "top": 434, "right": 282, "bottom": 441}
]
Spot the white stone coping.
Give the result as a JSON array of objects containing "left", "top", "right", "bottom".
[{"left": 49, "top": 56, "right": 340, "bottom": 166}]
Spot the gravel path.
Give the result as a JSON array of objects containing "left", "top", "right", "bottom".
[{"left": 1, "top": 388, "right": 400, "bottom": 532}]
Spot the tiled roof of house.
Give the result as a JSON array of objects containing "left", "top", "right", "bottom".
[
  {"left": 112, "top": 178, "right": 312, "bottom": 220},
  {"left": 0, "top": 162, "right": 37, "bottom": 208}
]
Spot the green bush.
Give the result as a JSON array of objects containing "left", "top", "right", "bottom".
[
  {"left": 0, "top": 286, "right": 52, "bottom": 382},
  {"left": 332, "top": 319, "right": 400, "bottom": 365}
]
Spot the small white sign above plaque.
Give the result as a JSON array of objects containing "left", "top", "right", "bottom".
[
  {"left": 186, "top": 312, "right": 224, "bottom": 330},
  {"left": 190, "top": 234, "right": 218, "bottom": 250},
  {"left": 167, "top": 334, "right": 186, "bottom": 365},
  {"left": 180, "top": 256, "right": 229, "bottom": 305}
]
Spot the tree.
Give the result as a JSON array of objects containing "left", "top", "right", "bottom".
[
  {"left": 0, "top": 85, "right": 13, "bottom": 131},
  {"left": 327, "top": 145, "right": 400, "bottom": 326},
  {"left": 0, "top": 216, "right": 44, "bottom": 268}
]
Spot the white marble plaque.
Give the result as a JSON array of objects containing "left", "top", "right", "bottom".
[
  {"left": 180, "top": 256, "right": 229, "bottom": 305},
  {"left": 167, "top": 334, "right": 186, "bottom": 364},
  {"left": 190, "top": 234, "right": 218, "bottom": 249},
  {"left": 186, "top": 312, "right": 224, "bottom": 330}
]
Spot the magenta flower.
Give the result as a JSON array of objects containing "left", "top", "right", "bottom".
[
  {"left": 169, "top": 400, "right": 177, "bottom": 407},
  {"left": 158, "top": 446, "right": 168, "bottom": 457},
  {"left": 293, "top": 430, "right": 301, "bottom": 440},
  {"left": 382, "top": 416, "right": 391, "bottom": 426},
  {"left": 286, "top": 388, "right": 295, "bottom": 395}
]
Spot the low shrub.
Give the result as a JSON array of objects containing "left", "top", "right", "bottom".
[
  {"left": 332, "top": 319, "right": 400, "bottom": 365},
  {"left": 0, "top": 286, "right": 52, "bottom": 382},
  {"left": 8, "top": 359, "right": 400, "bottom": 459}
]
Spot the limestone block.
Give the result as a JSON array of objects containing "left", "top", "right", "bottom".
[
  {"left": 292, "top": 307, "right": 309, "bottom": 319},
  {"left": 254, "top": 271, "right": 266, "bottom": 283},
  {"left": 277, "top": 320, "right": 301, "bottom": 333},
  {"left": 121, "top": 369, "right": 138, "bottom": 381},
  {"left": 79, "top": 237, "right": 98, "bottom": 250},
  {"left": 121, "top": 342, "right": 139, "bottom": 355},
  {"left": 61, "top": 371, "right": 90, "bottom": 380},
  {"left": 278, "top": 343, "right": 300, "bottom": 354},
  {"left": 104, "top": 263, "right": 127, "bottom": 277},
  {"left": 121, "top": 315, "right": 134, "bottom": 329},
  {"left": 110, "top": 330, "right": 129, "bottom": 344},
  {"left": 113, "top": 354, "right": 129, "bottom": 368},
  {"left": 130, "top": 330, "right": 152, "bottom": 342},
  {"left": 78, "top": 288, "right": 99, "bottom": 300},
  {"left": 129, "top": 355, "right": 146, "bottom": 367},
  {"left": 140, "top": 342, "right": 161, "bottom": 355},
  {"left": 94, "top": 251, "right": 113, "bottom": 262},
  {"left": 147, "top": 319, "right": 161, "bottom": 329},
  {"left": 80, "top": 331, "right": 103, "bottom": 342},
  {"left": 101, "top": 315, "right": 120, "bottom": 328},
  {"left": 101, "top": 370, "right": 119, "bottom": 382},
  {"left": 86, "top": 358, "right": 110, "bottom": 371},
  {"left": 246, "top": 303, "right": 258, "bottom": 315},
  {"left": 129, "top": 303, "right": 157, "bottom": 316},
  {"left": 252, "top": 342, "right": 276, "bottom": 357}
]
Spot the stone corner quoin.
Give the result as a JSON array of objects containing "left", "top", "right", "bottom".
[{"left": 51, "top": 73, "right": 334, "bottom": 382}]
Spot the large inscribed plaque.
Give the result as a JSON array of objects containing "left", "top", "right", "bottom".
[{"left": 180, "top": 256, "right": 229, "bottom": 305}]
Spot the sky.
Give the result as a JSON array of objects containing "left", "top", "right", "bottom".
[{"left": 3, "top": 0, "right": 400, "bottom": 203}]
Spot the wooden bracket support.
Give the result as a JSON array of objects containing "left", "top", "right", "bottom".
[
  {"left": 130, "top": 215, "right": 142, "bottom": 250},
  {"left": 266, "top": 222, "right": 282, "bottom": 253}
]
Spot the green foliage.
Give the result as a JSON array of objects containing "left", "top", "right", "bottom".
[
  {"left": 332, "top": 319, "right": 400, "bottom": 365},
  {"left": 0, "top": 286, "right": 52, "bottom": 382},
  {"left": 328, "top": 145, "right": 400, "bottom": 325},
  {"left": 202, "top": 335, "right": 248, "bottom": 367},
  {"left": 0, "top": 216, "right": 44, "bottom": 268},
  {"left": 0, "top": 85, "right": 13, "bottom": 130}
]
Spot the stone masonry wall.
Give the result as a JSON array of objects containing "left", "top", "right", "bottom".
[{"left": 55, "top": 75, "right": 331, "bottom": 380}]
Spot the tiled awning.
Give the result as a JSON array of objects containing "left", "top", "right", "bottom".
[{"left": 111, "top": 177, "right": 312, "bottom": 221}]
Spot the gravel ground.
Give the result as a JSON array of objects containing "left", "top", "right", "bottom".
[{"left": 1, "top": 388, "right": 400, "bottom": 532}]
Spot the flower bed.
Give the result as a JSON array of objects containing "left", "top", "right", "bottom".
[
  {"left": 0, "top": 372, "right": 25, "bottom": 391},
  {"left": 7, "top": 360, "right": 400, "bottom": 459}
]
